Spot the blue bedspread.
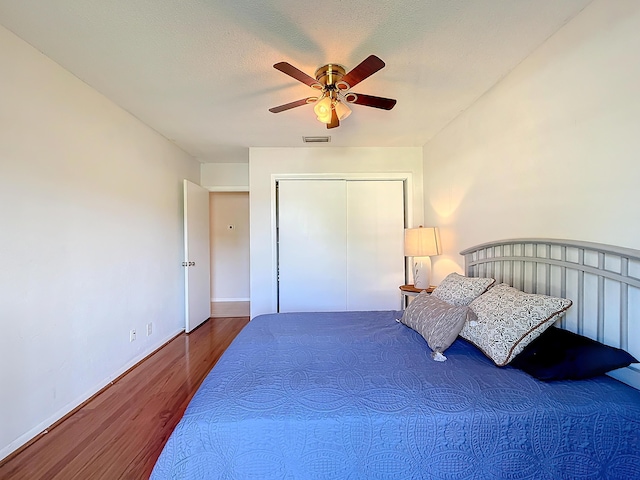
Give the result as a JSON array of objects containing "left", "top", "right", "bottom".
[{"left": 151, "top": 311, "right": 640, "bottom": 479}]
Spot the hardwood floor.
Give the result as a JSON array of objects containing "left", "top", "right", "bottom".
[{"left": 0, "top": 317, "right": 249, "bottom": 480}]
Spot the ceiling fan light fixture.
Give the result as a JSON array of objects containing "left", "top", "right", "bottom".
[
  {"left": 314, "top": 95, "right": 333, "bottom": 124},
  {"left": 269, "top": 56, "right": 396, "bottom": 128},
  {"left": 334, "top": 99, "right": 351, "bottom": 120}
]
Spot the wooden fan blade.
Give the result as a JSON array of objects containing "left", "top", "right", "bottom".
[
  {"left": 349, "top": 93, "right": 397, "bottom": 110},
  {"left": 342, "top": 55, "right": 385, "bottom": 89},
  {"left": 327, "top": 108, "right": 339, "bottom": 129},
  {"left": 269, "top": 98, "right": 316, "bottom": 113},
  {"left": 273, "top": 62, "right": 320, "bottom": 88}
]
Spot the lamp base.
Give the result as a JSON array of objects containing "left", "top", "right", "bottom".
[{"left": 413, "top": 257, "right": 432, "bottom": 290}]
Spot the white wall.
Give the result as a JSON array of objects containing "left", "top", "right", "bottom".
[
  {"left": 423, "top": 0, "right": 640, "bottom": 282},
  {"left": 0, "top": 25, "right": 199, "bottom": 460},
  {"left": 249, "top": 147, "right": 424, "bottom": 318},
  {"left": 209, "top": 192, "right": 250, "bottom": 301},
  {"left": 201, "top": 163, "right": 249, "bottom": 191}
]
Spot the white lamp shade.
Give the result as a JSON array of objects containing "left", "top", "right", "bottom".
[{"left": 404, "top": 226, "right": 441, "bottom": 257}]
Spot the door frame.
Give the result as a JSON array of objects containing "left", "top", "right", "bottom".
[{"left": 270, "top": 172, "right": 415, "bottom": 314}]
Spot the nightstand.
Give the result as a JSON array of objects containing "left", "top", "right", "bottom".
[{"left": 399, "top": 284, "right": 436, "bottom": 310}]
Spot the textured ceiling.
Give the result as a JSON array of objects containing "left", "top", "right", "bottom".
[{"left": 0, "top": 0, "right": 593, "bottom": 163}]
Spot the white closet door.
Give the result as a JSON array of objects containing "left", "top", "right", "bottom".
[
  {"left": 278, "top": 180, "right": 347, "bottom": 312},
  {"left": 346, "top": 181, "right": 405, "bottom": 311}
]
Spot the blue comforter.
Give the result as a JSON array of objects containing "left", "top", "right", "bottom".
[{"left": 151, "top": 311, "right": 640, "bottom": 479}]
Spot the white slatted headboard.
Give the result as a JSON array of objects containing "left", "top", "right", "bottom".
[{"left": 461, "top": 238, "right": 640, "bottom": 390}]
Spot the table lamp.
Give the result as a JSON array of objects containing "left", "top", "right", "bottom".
[{"left": 404, "top": 226, "right": 441, "bottom": 289}]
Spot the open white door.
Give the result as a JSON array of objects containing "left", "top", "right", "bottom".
[{"left": 183, "top": 179, "right": 211, "bottom": 333}]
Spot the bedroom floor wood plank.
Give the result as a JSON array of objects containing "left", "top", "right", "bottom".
[{"left": 0, "top": 316, "right": 249, "bottom": 480}]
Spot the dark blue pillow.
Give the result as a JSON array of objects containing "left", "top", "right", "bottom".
[{"left": 510, "top": 326, "right": 638, "bottom": 381}]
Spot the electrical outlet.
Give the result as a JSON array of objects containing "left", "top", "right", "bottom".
[
  {"left": 130, "top": 329, "right": 136, "bottom": 342},
  {"left": 146, "top": 322, "right": 153, "bottom": 336}
]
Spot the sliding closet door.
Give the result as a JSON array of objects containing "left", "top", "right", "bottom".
[
  {"left": 278, "top": 180, "right": 347, "bottom": 312},
  {"left": 346, "top": 181, "right": 405, "bottom": 310}
]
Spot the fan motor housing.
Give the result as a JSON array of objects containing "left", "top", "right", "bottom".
[{"left": 314, "top": 64, "right": 346, "bottom": 88}]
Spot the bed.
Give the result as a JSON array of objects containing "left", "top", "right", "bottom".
[{"left": 151, "top": 239, "right": 640, "bottom": 479}]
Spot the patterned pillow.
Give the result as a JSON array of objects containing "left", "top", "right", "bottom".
[
  {"left": 461, "top": 283, "right": 573, "bottom": 366},
  {"left": 399, "top": 292, "right": 472, "bottom": 361},
  {"left": 432, "top": 272, "right": 495, "bottom": 306}
]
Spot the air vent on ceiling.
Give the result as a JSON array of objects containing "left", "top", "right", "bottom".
[{"left": 302, "top": 136, "right": 331, "bottom": 143}]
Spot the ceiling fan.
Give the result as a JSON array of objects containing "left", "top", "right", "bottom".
[{"left": 268, "top": 55, "right": 397, "bottom": 129}]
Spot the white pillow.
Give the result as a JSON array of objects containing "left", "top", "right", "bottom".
[{"left": 461, "top": 283, "right": 572, "bottom": 366}]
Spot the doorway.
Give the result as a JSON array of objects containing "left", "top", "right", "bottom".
[{"left": 209, "top": 192, "right": 250, "bottom": 317}]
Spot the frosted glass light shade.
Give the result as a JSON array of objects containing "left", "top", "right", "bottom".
[
  {"left": 314, "top": 96, "right": 333, "bottom": 124},
  {"left": 334, "top": 100, "right": 351, "bottom": 120}
]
